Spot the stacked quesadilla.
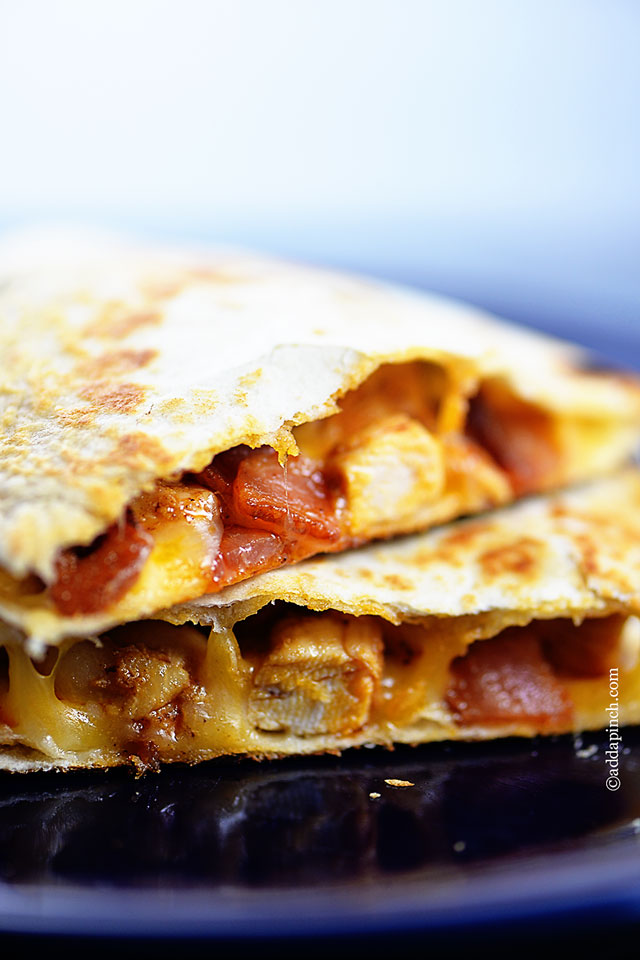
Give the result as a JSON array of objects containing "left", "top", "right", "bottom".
[{"left": 1, "top": 237, "right": 639, "bottom": 770}]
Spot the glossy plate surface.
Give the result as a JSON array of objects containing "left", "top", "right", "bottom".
[{"left": 1, "top": 729, "right": 640, "bottom": 938}]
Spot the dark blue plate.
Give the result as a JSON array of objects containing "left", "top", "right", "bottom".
[{"left": 1, "top": 729, "right": 639, "bottom": 939}]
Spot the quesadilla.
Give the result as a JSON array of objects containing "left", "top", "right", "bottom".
[
  {"left": 2, "top": 471, "right": 640, "bottom": 772},
  {"left": 1, "top": 237, "right": 639, "bottom": 649}
]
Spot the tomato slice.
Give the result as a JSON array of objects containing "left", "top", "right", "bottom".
[
  {"left": 211, "top": 526, "right": 285, "bottom": 588},
  {"left": 197, "top": 446, "right": 345, "bottom": 587},
  {"left": 231, "top": 447, "right": 342, "bottom": 543},
  {"left": 196, "top": 446, "right": 252, "bottom": 504},
  {"left": 466, "top": 387, "right": 561, "bottom": 495},
  {"left": 446, "top": 630, "right": 573, "bottom": 730},
  {"left": 539, "top": 615, "right": 626, "bottom": 678},
  {"left": 51, "top": 517, "right": 153, "bottom": 616}
]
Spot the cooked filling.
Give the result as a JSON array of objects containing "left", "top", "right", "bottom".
[
  {"left": 1, "top": 609, "right": 638, "bottom": 768},
  {"left": 41, "top": 360, "right": 599, "bottom": 618}
]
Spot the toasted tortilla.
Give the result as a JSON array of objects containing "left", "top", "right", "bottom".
[
  {"left": 1, "top": 234, "right": 640, "bottom": 647},
  {"left": 2, "top": 471, "right": 639, "bottom": 772}
]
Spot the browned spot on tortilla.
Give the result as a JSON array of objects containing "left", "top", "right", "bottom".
[
  {"left": 116, "top": 432, "right": 170, "bottom": 468},
  {"left": 140, "top": 279, "right": 185, "bottom": 300},
  {"left": 567, "top": 528, "right": 600, "bottom": 576},
  {"left": 157, "top": 397, "right": 188, "bottom": 416},
  {"left": 425, "top": 521, "right": 493, "bottom": 566},
  {"left": 107, "top": 311, "right": 162, "bottom": 338},
  {"left": 238, "top": 369, "right": 263, "bottom": 391},
  {"left": 440, "top": 521, "right": 492, "bottom": 549},
  {"left": 191, "top": 388, "right": 219, "bottom": 406},
  {"left": 479, "top": 537, "right": 541, "bottom": 578},
  {"left": 409, "top": 548, "right": 436, "bottom": 567},
  {"left": 233, "top": 389, "right": 250, "bottom": 408},
  {"left": 139, "top": 267, "right": 251, "bottom": 303},
  {"left": 381, "top": 573, "right": 413, "bottom": 591},
  {"left": 154, "top": 390, "right": 219, "bottom": 425},
  {"left": 55, "top": 407, "right": 97, "bottom": 428},
  {"left": 80, "top": 382, "right": 147, "bottom": 414},
  {"left": 558, "top": 507, "right": 640, "bottom": 585},
  {"left": 84, "top": 304, "right": 163, "bottom": 339},
  {"left": 78, "top": 349, "right": 157, "bottom": 379},
  {"left": 188, "top": 267, "right": 248, "bottom": 285}
]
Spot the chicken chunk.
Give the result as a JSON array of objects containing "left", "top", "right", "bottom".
[
  {"left": 248, "top": 614, "right": 383, "bottom": 736},
  {"left": 333, "top": 414, "right": 445, "bottom": 538}
]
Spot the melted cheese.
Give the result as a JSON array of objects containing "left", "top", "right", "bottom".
[{"left": 1, "top": 609, "right": 640, "bottom": 770}]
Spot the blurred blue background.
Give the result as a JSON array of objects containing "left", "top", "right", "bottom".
[{"left": 1, "top": 0, "right": 638, "bottom": 363}]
